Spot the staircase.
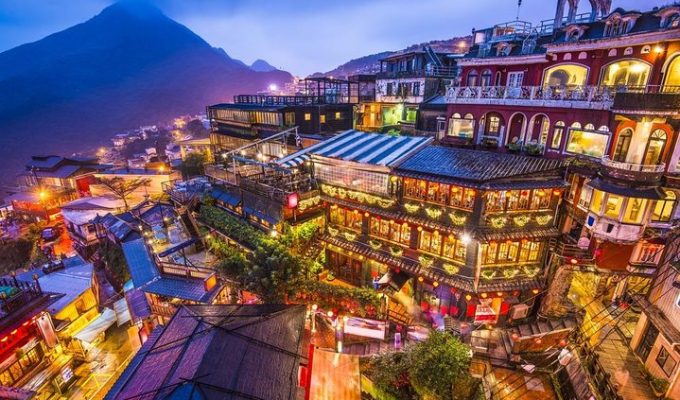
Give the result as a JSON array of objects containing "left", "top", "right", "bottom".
[
  {"left": 424, "top": 45, "right": 443, "bottom": 67},
  {"left": 180, "top": 210, "right": 204, "bottom": 251}
]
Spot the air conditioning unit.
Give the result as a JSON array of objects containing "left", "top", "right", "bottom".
[{"left": 509, "top": 304, "right": 530, "bottom": 320}]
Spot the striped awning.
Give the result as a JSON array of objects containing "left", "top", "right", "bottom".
[{"left": 276, "top": 130, "right": 433, "bottom": 168}]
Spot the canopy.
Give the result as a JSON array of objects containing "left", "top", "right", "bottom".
[
  {"left": 114, "top": 297, "right": 131, "bottom": 326},
  {"left": 587, "top": 178, "right": 665, "bottom": 200},
  {"left": 74, "top": 308, "right": 116, "bottom": 343}
]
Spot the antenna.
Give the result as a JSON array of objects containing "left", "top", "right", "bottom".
[{"left": 516, "top": 0, "right": 523, "bottom": 20}]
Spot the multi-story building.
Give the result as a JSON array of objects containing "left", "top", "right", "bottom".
[
  {"left": 358, "top": 48, "right": 461, "bottom": 134},
  {"left": 207, "top": 76, "right": 375, "bottom": 157},
  {"left": 272, "top": 130, "right": 566, "bottom": 325}
]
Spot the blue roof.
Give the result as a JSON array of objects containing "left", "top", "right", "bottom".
[
  {"left": 142, "top": 276, "right": 220, "bottom": 303},
  {"left": 277, "top": 130, "right": 433, "bottom": 168},
  {"left": 16, "top": 256, "right": 94, "bottom": 315},
  {"left": 122, "top": 239, "right": 159, "bottom": 288},
  {"left": 210, "top": 188, "right": 240, "bottom": 207}
]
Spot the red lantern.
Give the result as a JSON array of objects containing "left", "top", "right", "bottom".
[
  {"left": 532, "top": 289, "right": 540, "bottom": 295},
  {"left": 287, "top": 193, "right": 299, "bottom": 209},
  {"left": 534, "top": 337, "right": 543, "bottom": 345},
  {"left": 570, "top": 258, "right": 578, "bottom": 265},
  {"left": 395, "top": 267, "right": 401, "bottom": 274},
  {"left": 371, "top": 270, "right": 378, "bottom": 278},
  {"left": 559, "top": 339, "right": 568, "bottom": 347},
  {"left": 511, "top": 333, "right": 520, "bottom": 341}
]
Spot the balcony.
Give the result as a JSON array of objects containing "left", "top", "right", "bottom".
[
  {"left": 376, "top": 66, "right": 457, "bottom": 79},
  {"left": 601, "top": 156, "right": 665, "bottom": 183},
  {"left": 612, "top": 86, "right": 680, "bottom": 115},
  {"left": 586, "top": 213, "right": 645, "bottom": 243},
  {"left": 445, "top": 85, "right": 614, "bottom": 109},
  {"left": 233, "top": 94, "right": 351, "bottom": 105}
]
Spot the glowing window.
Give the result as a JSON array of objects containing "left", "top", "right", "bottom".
[
  {"left": 653, "top": 191, "right": 676, "bottom": 222},
  {"left": 543, "top": 64, "right": 588, "bottom": 87},
  {"left": 304, "top": 113, "right": 311, "bottom": 121},
  {"left": 565, "top": 128, "right": 610, "bottom": 158},
  {"left": 601, "top": 60, "right": 650, "bottom": 87},
  {"left": 623, "top": 198, "right": 648, "bottom": 224},
  {"left": 604, "top": 194, "right": 624, "bottom": 219}
]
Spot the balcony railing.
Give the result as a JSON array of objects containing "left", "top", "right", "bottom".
[
  {"left": 601, "top": 156, "right": 665, "bottom": 173},
  {"left": 601, "top": 156, "right": 665, "bottom": 183},
  {"left": 377, "top": 66, "right": 457, "bottom": 79},
  {"left": 612, "top": 85, "right": 680, "bottom": 114},
  {"left": 233, "top": 94, "right": 352, "bottom": 105},
  {"left": 445, "top": 85, "right": 615, "bottom": 109}
]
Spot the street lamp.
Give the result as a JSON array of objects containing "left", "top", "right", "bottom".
[{"left": 311, "top": 304, "right": 318, "bottom": 333}]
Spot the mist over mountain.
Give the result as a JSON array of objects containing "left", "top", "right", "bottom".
[{"left": 0, "top": 1, "right": 292, "bottom": 185}]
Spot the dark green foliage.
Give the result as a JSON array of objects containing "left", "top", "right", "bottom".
[
  {"left": 362, "top": 331, "right": 478, "bottom": 400},
  {"left": 100, "top": 239, "right": 130, "bottom": 289},
  {"left": 180, "top": 152, "right": 207, "bottom": 178},
  {"left": 0, "top": 239, "right": 34, "bottom": 275}
]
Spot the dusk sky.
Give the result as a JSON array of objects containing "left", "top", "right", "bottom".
[{"left": 0, "top": 0, "right": 663, "bottom": 76}]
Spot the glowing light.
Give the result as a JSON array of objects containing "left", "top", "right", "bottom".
[
  {"left": 570, "top": 258, "right": 578, "bottom": 265},
  {"left": 433, "top": 281, "right": 439, "bottom": 287},
  {"left": 465, "top": 294, "right": 472, "bottom": 301},
  {"left": 327, "top": 310, "right": 334, "bottom": 318},
  {"left": 496, "top": 292, "right": 503, "bottom": 297},
  {"left": 532, "top": 289, "right": 540, "bottom": 295},
  {"left": 460, "top": 233, "right": 471, "bottom": 245},
  {"left": 159, "top": 165, "right": 166, "bottom": 173},
  {"left": 654, "top": 45, "right": 664, "bottom": 54},
  {"left": 38, "top": 190, "right": 47, "bottom": 200},
  {"left": 311, "top": 304, "right": 318, "bottom": 311},
  {"left": 418, "top": 276, "right": 424, "bottom": 282},
  {"left": 270, "top": 230, "right": 278, "bottom": 238},
  {"left": 481, "top": 293, "right": 488, "bottom": 299},
  {"left": 268, "top": 84, "right": 278, "bottom": 91}
]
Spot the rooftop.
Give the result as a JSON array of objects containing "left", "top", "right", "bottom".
[
  {"left": 105, "top": 304, "right": 307, "bottom": 400},
  {"left": 278, "top": 130, "right": 433, "bottom": 168},
  {"left": 395, "top": 146, "right": 566, "bottom": 184}
]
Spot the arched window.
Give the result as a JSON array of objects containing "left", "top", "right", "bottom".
[
  {"left": 598, "top": 125, "right": 610, "bottom": 132},
  {"left": 653, "top": 190, "right": 676, "bottom": 222},
  {"left": 550, "top": 121, "right": 565, "bottom": 149},
  {"left": 601, "top": 60, "right": 651, "bottom": 87},
  {"left": 494, "top": 71, "right": 502, "bottom": 86},
  {"left": 543, "top": 64, "right": 588, "bottom": 87},
  {"left": 667, "top": 14, "right": 680, "bottom": 28},
  {"left": 571, "top": 122, "right": 582, "bottom": 129},
  {"left": 584, "top": 123, "right": 595, "bottom": 130},
  {"left": 481, "top": 69, "right": 493, "bottom": 87},
  {"left": 448, "top": 113, "right": 475, "bottom": 138},
  {"left": 466, "top": 70, "right": 479, "bottom": 86},
  {"left": 643, "top": 129, "right": 668, "bottom": 165},
  {"left": 664, "top": 56, "right": 680, "bottom": 90},
  {"left": 484, "top": 113, "right": 504, "bottom": 136},
  {"left": 613, "top": 128, "right": 633, "bottom": 162}
]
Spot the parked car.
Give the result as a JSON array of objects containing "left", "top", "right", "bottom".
[{"left": 41, "top": 226, "right": 61, "bottom": 242}]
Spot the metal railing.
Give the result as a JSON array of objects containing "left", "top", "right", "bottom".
[
  {"left": 233, "top": 94, "right": 352, "bottom": 106},
  {"left": 445, "top": 85, "right": 616, "bottom": 105},
  {"left": 377, "top": 65, "right": 457, "bottom": 79},
  {"left": 601, "top": 156, "right": 665, "bottom": 173}
]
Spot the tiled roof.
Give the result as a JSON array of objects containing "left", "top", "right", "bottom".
[
  {"left": 396, "top": 146, "right": 565, "bottom": 183},
  {"left": 105, "top": 304, "right": 307, "bottom": 400}
]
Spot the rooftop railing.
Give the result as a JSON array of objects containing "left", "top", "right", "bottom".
[
  {"left": 445, "top": 85, "right": 615, "bottom": 108},
  {"left": 377, "top": 66, "right": 458, "bottom": 79},
  {"left": 233, "top": 94, "right": 351, "bottom": 106},
  {"left": 601, "top": 156, "right": 665, "bottom": 173}
]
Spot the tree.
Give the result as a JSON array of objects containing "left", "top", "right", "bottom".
[
  {"left": 98, "top": 177, "right": 151, "bottom": 210},
  {"left": 408, "top": 331, "right": 475, "bottom": 400},
  {"left": 99, "top": 239, "right": 130, "bottom": 291},
  {"left": 186, "top": 119, "right": 209, "bottom": 138},
  {"left": 180, "top": 152, "right": 207, "bottom": 178}
]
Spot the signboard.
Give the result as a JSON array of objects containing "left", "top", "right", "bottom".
[
  {"left": 565, "top": 129, "right": 610, "bottom": 158},
  {"left": 343, "top": 317, "right": 386, "bottom": 340}
]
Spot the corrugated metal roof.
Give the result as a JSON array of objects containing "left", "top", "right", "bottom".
[
  {"left": 142, "top": 276, "right": 219, "bottom": 303},
  {"left": 122, "top": 239, "right": 159, "bottom": 288},
  {"left": 277, "top": 130, "right": 433, "bottom": 168}
]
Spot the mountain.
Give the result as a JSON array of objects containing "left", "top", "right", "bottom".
[
  {"left": 250, "top": 59, "right": 278, "bottom": 72},
  {"left": 0, "top": 1, "right": 292, "bottom": 185},
  {"left": 321, "top": 36, "right": 471, "bottom": 78}
]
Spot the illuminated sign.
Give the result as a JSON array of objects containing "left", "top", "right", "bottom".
[
  {"left": 565, "top": 129, "right": 610, "bottom": 158},
  {"left": 343, "top": 317, "right": 386, "bottom": 340}
]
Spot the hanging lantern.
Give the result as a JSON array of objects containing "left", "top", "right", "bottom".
[
  {"left": 364, "top": 212, "right": 370, "bottom": 217},
  {"left": 465, "top": 294, "right": 472, "bottom": 301},
  {"left": 534, "top": 337, "right": 543, "bottom": 345},
  {"left": 552, "top": 189, "right": 561, "bottom": 196},
  {"left": 433, "top": 281, "right": 439, "bottom": 288},
  {"left": 559, "top": 339, "right": 568, "bottom": 347},
  {"left": 450, "top": 288, "right": 457, "bottom": 294},
  {"left": 511, "top": 332, "right": 520, "bottom": 341},
  {"left": 496, "top": 292, "right": 503, "bottom": 297},
  {"left": 417, "top": 226, "right": 423, "bottom": 232},
  {"left": 288, "top": 193, "right": 300, "bottom": 208},
  {"left": 481, "top": 293, "right": 488, "bottom": 299},
  {"left": 532, "top": 288, "right": 540, "bottom": 295},
  {"left": 512, "top": 291, "right": 520, "bottom": 297},
  {"left": 418, "top": 276, "right": 424, "bottom": 283},
  {"left": 570, "top": 258, "right": 578, "bottom": 265}
]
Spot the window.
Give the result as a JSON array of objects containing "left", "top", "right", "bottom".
[
  {"left": 634, "top": 243, "right": 663, "bottom": 264},
  {"left": 623, "top": 198, "right": 648, "bottom": 224},
  {"left": 543, "top": 64, "right": 588, "bottom": 87},
  {"left": 643, "top": 129, "right": 668, "bottom": 165},
  {"left": 413, "top": 82, "right": 421, "bottom": 96},
  {"left": 656, "top": 347, "right": 678, "bottom": 377},
  {"left": 601, "top": 60, "right": 651, "bottom": 87},
  {"left": 481, "top": 69, "right": 493, "bottom": 87},
  {"left": 565, "top": 128, "right": 610, "bottom": 158},
  {"left": 330, "top": 206, "right": 362, "bottom": 231},
  {"left": 419, "top": 230, "right": 442, "bottom": 254},
  {"left": 480, "top": 240, "right": 541, "bottom": 265},
  {"left": 605, "top": 18, "right": 629, "bottom": 37},
  {"left": 386, "top": 82, "right": 394, "bottom": 96},
  {"left": 304, "top": 113, "right": 311, "bottom": 121},
  {"left": 450, "top": 186, "right": 475, "bottom": 210},
  {"left": 370, "top": 218, "right": 410, "bottom": 245},
  {"left": 486, "top": 113, "right": 502, "bottom": 135},
  {"left": 613, "top": 128, "right": 633, "bottom": 162},
  {"left": 284, "top": 112, "right": 295, "bottom": 126},
  {"left": 551, "top": 121, "right": 565, "bottom": 149},
  {"left": 507, "top": 71, "right": 524, "bottom": 87},
  {"left": 590, "top": 189, "right": 605, "bottom": 214},
  {"left": 466, "top": 70, "right": 479, "bottom": 86},
  {"left": 664, "top": 56, "right": 680, "bottom": 89},
  {"left": 667, "top": 14, "right": 680, "bottom": 28},
  {"left": 653, "top": 191, "right": 676, "bottom": 222},
  {"left": 320, "top": 115, "right": 326, "bottom": 124},
  {"left": 335, "top": 112, "right": 342, "bottom": 120},
  {"left": 443, "top": 235, "right": 466, "bottom": 262},
  {"left": 604, "top": 194, "right": 623, "bottom": 219},
  {"left": 448, "top": 113, "right": 475, "bottom": 138}
]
